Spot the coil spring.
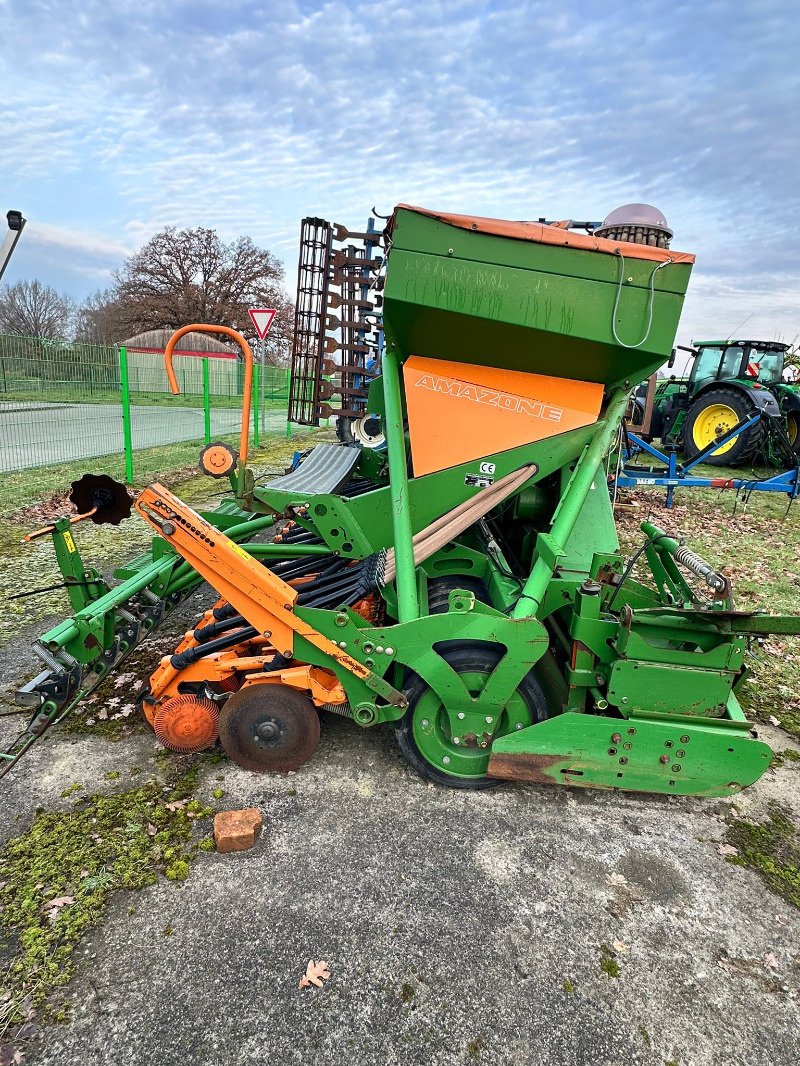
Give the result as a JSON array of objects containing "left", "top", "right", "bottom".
[
  {"left": 673, "top": 545, "right": 727, "bottom": 592},
  {"left": 321, "top": 701, "right": 353, "bottom": 718}
]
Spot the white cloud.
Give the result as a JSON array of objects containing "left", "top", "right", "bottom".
[{"left": 0, "top": 0, "right": 796, "bottom": 349}]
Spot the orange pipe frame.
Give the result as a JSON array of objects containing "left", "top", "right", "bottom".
[{"left": 163, "top": 324, "right": 254, "bottom": 467}]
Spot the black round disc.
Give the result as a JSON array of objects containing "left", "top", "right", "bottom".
[
  {"left": 69, "top": 473, "right": 132, "bottom": 525},
  {"left": 218, "top": 684, "right": 320, "bottom": 773}
]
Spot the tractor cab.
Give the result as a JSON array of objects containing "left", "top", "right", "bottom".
[{"left": 690, "top": 340, "right": 789, "bottom": 391}]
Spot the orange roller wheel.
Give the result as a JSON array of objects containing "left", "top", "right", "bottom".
[
  {"left": 154, "top": 694, "right": 220, "bottom": 753},
  {"left": 199, "top": 442, "right": 238, "bottom": 478}
]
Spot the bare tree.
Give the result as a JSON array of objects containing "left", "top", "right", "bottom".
[
  {"left": 0, "top": 279, "right": 75, "bottom": 338},
  {"left": 74, "top": 287, "right": 129, "bottom": 345},
  {"left": 113, "top": 227, "right": 294, "bottom": 364}
]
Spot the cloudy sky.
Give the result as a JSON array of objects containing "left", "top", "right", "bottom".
[{"left": 2, "top": 0, "right": 798, "bottom": 347}]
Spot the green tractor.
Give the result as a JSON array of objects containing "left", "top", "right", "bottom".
[{"left": 639, "top": 339, "right": 800, "bottom": 466}]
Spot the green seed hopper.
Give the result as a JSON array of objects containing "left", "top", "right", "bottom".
[
  {"left": 383, "top": 205, "right": 691, "bottom": 385},
  {"left": 6, "top": 203, "right": 799, "bottom": 795}
]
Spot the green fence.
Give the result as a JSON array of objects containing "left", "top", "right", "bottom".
[{"left": 0, "top": 333, "right": 291, "bottom": 478}]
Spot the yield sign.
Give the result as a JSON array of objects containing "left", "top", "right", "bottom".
[{"left": 248, "top": 307, "right": 276, "bottom": 339}]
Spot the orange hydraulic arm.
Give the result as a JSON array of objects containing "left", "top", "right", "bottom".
[
  {"left": 163, "top": 324, "right": 254, "bottom": 466},
  {"left": 135, "top": 483, "right": 406, "bottom": 708}
]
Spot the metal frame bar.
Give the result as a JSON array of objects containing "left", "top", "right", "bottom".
[
  {"left": 512, "top": 389, "right": 631, "bottom": 618},
  {"left": 380, "top": 332, "right": 419, "bottom": 621},
  {"left": 618, "top": 419, "right": 799, "bottom": 507}
]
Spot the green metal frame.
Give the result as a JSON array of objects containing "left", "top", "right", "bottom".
[{"left": 12, "top": 202, "right": 798, "bottom": 800}]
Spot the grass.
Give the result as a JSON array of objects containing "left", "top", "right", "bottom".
[
  {"left": 1, "top": 387, "right": 288, "bottom": 411},
  {"left": 0, "top": 431, "right": 323, "bottom": 654},
  {"left": 0, "top": 425, "right": 318, "bottom": 517},
  {"left": 615, "top": 479, "right": 800, "bottom": 740}
]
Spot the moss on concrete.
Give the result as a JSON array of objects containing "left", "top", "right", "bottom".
[
  {"left": 769, "top": 748, "right": 800, "bottom": 770},
  {"left": 0, "top": 759, "right": 212, "bottom": 1028},
  {"left": 399, "top": 982, "right": 415, "bottom": 1004},
  {"left": 725, "top": 805, "right": 800, "bottom": 909},
  {"left": 599, "top": 943, "right": 621, "bottom": 978}
]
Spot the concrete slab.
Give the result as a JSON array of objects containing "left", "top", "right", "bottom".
[
  {"left": 2, "top": 702, "right": 798, "bottom": 1066},
  {"left": 0, "top": 402, "right": 291, "bottom": 472}
]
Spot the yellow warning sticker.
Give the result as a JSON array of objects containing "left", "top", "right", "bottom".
[
  {"left": 63, "top": 530, "right": 77, "bottom": 553},
  {"left": 229, "top": 541, "right": 252, "bottom": 562}
]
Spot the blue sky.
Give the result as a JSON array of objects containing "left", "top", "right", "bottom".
[{"left": 2, "top": 0, "right": 798, "bottom": 347}]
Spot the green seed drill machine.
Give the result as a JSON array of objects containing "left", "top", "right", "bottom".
[{"left": 5, "top": 203, "right": 800, "bottom": 795}]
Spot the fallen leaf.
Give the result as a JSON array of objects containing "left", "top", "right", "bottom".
[
  {"left": 607, "top": 873, "right": 627, "bottom": 887},
  {"left": 299, "top": 959, "right": 331, "bottom": 989},
  {"left": 611, "top": 940, "right": 630, "bottom": 954},
  {"left": 717, "top": 844, "right": 738, "bottom": 857},
  {"left": 769, "top": 716, "right": 782, "bottom": 726},
  {"left": 763, "top": 953, "right": 779, "bottom": 969},
  {"left": 165, "top": 800, "right": 187, "bottom": 812},
  {"left": 44, "top": 895, "right": 75, "bottom": 923},
  {"left": 45, "top": 896, "right": 74, "bottom": 909},
  {"left": 97, "top": 710, "right": 108, "bottom": 721},
  {"left": 147, "top": 823, "right": 157, "bottom": 837}
]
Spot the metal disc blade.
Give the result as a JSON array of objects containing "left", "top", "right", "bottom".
[
  {"left": 69, "top": 473, "right": 132, "bottom": 525},
  {"left": 218, "top": 684, "right": 320, "bottom": 773}
]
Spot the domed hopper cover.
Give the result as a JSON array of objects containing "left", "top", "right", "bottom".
[{"left": 383, "top": 205, "right": 695, "bottom": 390}]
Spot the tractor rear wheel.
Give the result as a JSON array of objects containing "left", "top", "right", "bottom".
[
  {"left": 683, "top": 388, "right": 763, "bottom": 467},
  {"left": 786, "top": 410, "right": 800, "bottom": 454},
  {"left": 395, "top": 645, "right": 548, "bottom": 789}
]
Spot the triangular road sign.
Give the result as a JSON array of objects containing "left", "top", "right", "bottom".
[{"left": 248, "top": 308, "right": 277, "bottom": 339}]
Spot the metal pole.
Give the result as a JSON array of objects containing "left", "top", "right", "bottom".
[
  {"left": 203, "top": 357, "right": 211, "bottom": 444},
  {"left": 118, "top": 346, "right": 134, "bottom": 485},
  {"left": 512, "top": 388, "right": 630, "bottom": 619},
  {"left": 253, "top": 349, "right": 261, "bottom": 450},
  {"left": 380, "top": 332, "right": 419, "bottom": 621}
]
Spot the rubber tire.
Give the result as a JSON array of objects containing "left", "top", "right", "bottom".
[
  {"left": 683, "top": 388, "right": 764, "bottom": 467},
  {"left": 426, "top": 576, "right": 491, "bottom": 615},
  {"left": 786, "top": 410, "right": 800, "bottom": 455},
  {"left": 395, "top": 645, "right": 548, "bottom": 790},
  {"left": 335, "top": 416, "right": 356, "bottom": 445},
  {"left": 335, "top": 414, "right": 384, "bottom": 448},
  {"left": 627, "top": 398, "right": 646, "bottom": 428}
]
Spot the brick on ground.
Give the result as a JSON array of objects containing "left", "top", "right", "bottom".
[{"left": 214, "top": 808, "right": 263, "bottom": 853}]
